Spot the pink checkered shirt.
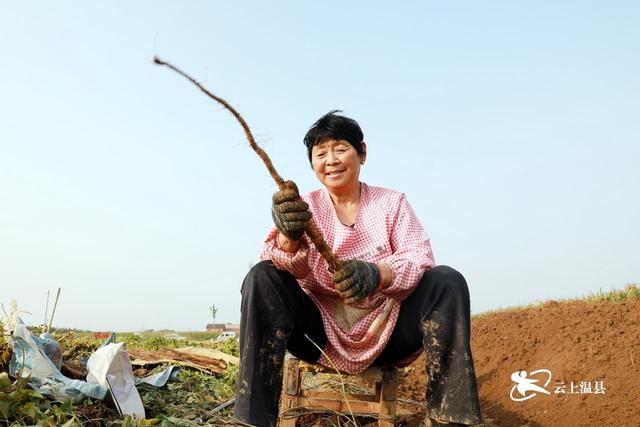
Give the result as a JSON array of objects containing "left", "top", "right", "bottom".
[{"left": 260, "top": 182, "right": 435, "bottom": 373}]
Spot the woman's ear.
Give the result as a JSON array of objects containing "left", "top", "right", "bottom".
[{"left": 360, "top": 142, "right": 367, "bottom": 164}]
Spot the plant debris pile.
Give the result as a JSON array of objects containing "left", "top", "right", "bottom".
[{"left": 0, "top": 326, "right": 239, "bottom": 426}]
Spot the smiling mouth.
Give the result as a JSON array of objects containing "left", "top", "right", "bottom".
[{"left": 326, "top": 170, "right": 345, "bottom": 176}]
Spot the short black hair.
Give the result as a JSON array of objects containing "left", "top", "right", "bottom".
[{"left": 303, "top": 110, "right": 364, "bottom": 163}]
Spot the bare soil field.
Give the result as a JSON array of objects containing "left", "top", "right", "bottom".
[{"left": 398, "top": 297, "right": 640, "bottom": 427}]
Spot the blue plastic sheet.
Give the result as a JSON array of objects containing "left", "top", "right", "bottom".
[
  {"left": 135, "top": 365, "right": 182, "bottom": 389},
  {"left": 9, "top": 325, "right": 108, "bottom": 403}
]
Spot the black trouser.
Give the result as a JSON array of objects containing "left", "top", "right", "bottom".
[{"left": 233, "top": 261, "right": 482, "bottom": 427}]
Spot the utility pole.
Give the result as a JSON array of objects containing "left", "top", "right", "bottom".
[
  {"left": 47, "top": 287, "right": 61, "bottom": 333},
  {"left": 210, "top": 305, "right": 218, "bottom": 328},
  {"left": 44, "top": 289, "right": 50, "bottom": 327}
]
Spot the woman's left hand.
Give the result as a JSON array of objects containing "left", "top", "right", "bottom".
[{"left": 332, "top": 260, "right": 381, "bottom": 304}]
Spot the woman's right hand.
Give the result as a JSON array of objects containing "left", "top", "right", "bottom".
[{"left": 271, "top": 181, "right": 311, "bottom": 241}]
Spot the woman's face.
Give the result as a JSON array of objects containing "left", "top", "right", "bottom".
[{"left": 311, "top": 139, "right": 366, "bottom": 194}]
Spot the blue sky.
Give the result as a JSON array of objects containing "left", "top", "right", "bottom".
[{"left": 1, "top": 2, "right": 638, "bottom": 331}]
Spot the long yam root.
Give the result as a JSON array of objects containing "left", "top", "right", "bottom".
[{"left": 153, "top": 57, "right": 342, "bottom": 272}]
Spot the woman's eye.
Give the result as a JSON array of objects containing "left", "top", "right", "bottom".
[{"left": 316, "top": 152, "right": 326, "bottom": 158}]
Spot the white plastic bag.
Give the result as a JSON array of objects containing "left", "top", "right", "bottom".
[{"left": 86, "top": 342, "right": 145, "bottom": 418}]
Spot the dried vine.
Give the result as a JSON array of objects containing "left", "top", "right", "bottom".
[{"left": 153, "top": 56, "right": 341, "bottom": 272}]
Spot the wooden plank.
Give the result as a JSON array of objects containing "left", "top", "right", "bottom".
[
  {"left": 299, "top": 361, "right": 384, "bottom": 382},
  {"left": 382, "top": 367, "right": 398, "bottom": 401},
  {"left": 300, "top": 389, "right": 377, "bottom": 402},
  {"left": 296, "top": 396, "right": 380, "bottom": 414},
  {"left": 379, "top": 367, "right": 397, "bottom": 426},
  {"left": 283, "top": 358, "right": 300, "bottom": 396},
  {"left": 279, "top": 358, "right": 301, "bottom": 426}
]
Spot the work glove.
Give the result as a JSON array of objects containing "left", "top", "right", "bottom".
[
  {"left": 271, "top": 181, "right": 312, "bottom": 241},
  {"left": 332, "top": 259, "right": 381, "bottom": 304}
]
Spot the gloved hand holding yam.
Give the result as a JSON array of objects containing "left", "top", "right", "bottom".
[
  {"left": 332, "top": 259, "right": 381, "bottom": 304},
  {"left": 271, "top": 181, "right": 312, "bottom": 241}
]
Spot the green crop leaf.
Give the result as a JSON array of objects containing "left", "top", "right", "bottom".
[
  {"left": 0, "top": 400, "right": 10, "bottom": 419},
  {"left": 27, "top": 389, "right": 45, "bottom": 399},
  {"left": 18, "top": 401, "right": 40, "bottom": 421},
  {"left": 61, "top": 417, "right": 81, "bottom": 427}
]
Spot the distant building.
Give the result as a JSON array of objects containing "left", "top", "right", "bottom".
[
  {"left": 206, "top": 323, "right": 225, "bottom": 332},
  {"left": 224, "top": 323, "right": 240, "bottom": 334},
  {"left": 206, "top": 322, "right": 240, "bottom": 333}
]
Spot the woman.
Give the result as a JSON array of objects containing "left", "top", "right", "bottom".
[{"left": 233, "top": 111, "right": 482, "bottom": 427}]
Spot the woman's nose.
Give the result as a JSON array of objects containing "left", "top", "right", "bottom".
[{"left": 327, "top": 151, "right": 339, "bottom": 164}]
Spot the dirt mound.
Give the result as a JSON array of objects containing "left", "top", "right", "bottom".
[{"left": 398, "top": 298, "right": 640, "bottom": 427}]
